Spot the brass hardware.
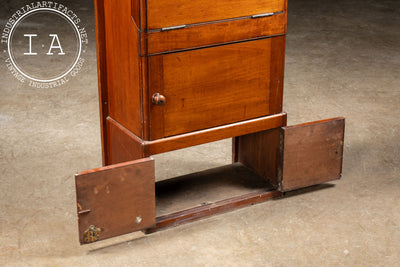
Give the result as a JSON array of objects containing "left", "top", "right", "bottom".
[
  {"left": 135, "top": 216, "right": 142, "bottom": 224},
  {"left": 251, "top": 12, "right": 274, "bottom": 19},
  {"left": 78, "top": 209, "right": 91, "bottom": 215},
  {"left": 84, "top": 225, "right": 101, "bottom": 243},
  {"left": 152, "top": 93, "right": 166, "bottom": 105},
  {"left": 161, "top": 25, "right": 186, "bottom": 31}
]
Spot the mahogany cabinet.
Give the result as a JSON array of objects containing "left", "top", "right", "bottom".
[{"left": 75, "top": 0, "right": 345, "bottom": 244}]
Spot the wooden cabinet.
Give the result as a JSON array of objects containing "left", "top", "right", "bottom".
[{"left": 74, "top": 0, "right": 345, "bottom": 244}]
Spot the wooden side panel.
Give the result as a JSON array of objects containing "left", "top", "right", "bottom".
[
  {"left": 107, "top": 117, "right": 145, "bottom": 164},
  {"left": 236, "top": 128, "right": 283, "bottom": 188},
  {"left": 269, "top": 35, "right": 286, "bottom": 114},
  {"left": 147, "top": 0, "right": 285, "bottom": 29},
  {"left": 104, "top": 0, "right": 142, "bottom": 137},
  {"left": 281, "top": 118, "right": 345, "bottom": 191},
  {"left": 93, "top": 0, "right": 109, "bottom": 165},
  {"left": 149, "top": 38, "right": 284, "bottom": 138},
  {"left": 75, "top": 158, "right": 155, "bottom": 244},
  {"left": 147, "top": 13, "right": 286, "bottom": 55}
]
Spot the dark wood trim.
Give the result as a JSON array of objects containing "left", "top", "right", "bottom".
[{"left": 144, "top": 189, "right": 283, "bottom": 234}]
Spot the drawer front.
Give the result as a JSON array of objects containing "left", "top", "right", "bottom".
[
  {"left": 146, "top": 12, "right": 287, "bottom": 55},
  {"left": 147, "top": 0, "right": 286, "bottom": 30},
  {"left": 148, "top": 36, "right": 285, "bottom": 140}
]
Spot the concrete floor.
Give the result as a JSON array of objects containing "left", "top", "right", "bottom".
[{"left": 1, "top": 0, "right": 399, "bottom": 265}]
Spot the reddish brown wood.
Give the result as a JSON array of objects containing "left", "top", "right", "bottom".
[
  {"left": 76, "top": 158, "right": 155, "bottom": 244},
  {"left": 146, "top": 13, "right": 286, "bottom": 55},
  {"left": 281, "top": 117, "right": 345, "bottom": 191},
  {"left": 236, "top": 128, "right": 283, "bottom": 188},
  {"left": 269, "top": 35, "right": 286, "bottom": 114},
  {"left": 131, "top": 0, "right": 140, "bottom": 29},
  {"left": 93, "top": 0, "right": 109, "bottom": 166},
  {"left": 105, "top": 112, "right": 286, "bottom": 157},
  {"left": 107, "top": 117, "right": 145, "bottom": 165},
  {"left": 148, "top": 56, "right": 165, "bottom": 140},
  {"left": 148, "top": 37, "right": 286, "bottom": 138},
  {"left": 146, "top": 0, "right": 285, "bottom": 29},
  {"left": 144, "top": 189, "right": 282, "bottom": 234},
  {"left": 103, "top": 0, "right": 143, "bottom": 138},
  {"left": 145, "top": 113, "right": 287, "bottom": 155}
]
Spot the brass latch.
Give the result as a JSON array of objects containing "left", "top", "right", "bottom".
[{"left": 84, "top": 225, "right": 101, "bottom": 243}]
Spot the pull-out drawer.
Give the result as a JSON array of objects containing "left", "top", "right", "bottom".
[
  {"left": 145, "top": 0, "right": 286, "bottom": 30},
  {"left": 148, "top": 36, "right": 285, "bottom": 140},
  {"left": 75, "top": 118, "right": 345, "bottom": 243},
  {"left": 146, "top": 12, "right": 287, "bottom": 55},
  {"left": 236, "top": 117, "right": 345, "bottom": 191}
]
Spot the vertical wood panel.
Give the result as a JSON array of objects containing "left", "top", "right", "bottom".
[
  {"left": 93, "top": 0, "right": 109, "bottom": 165},
  {"left": 281, "top": 118, "right": 345, "bottom": 191},
  {"left": 76, "top": 158, "right": 155, "bottom": 244},
  {"left": 107, "top": 117, "right": 145, "bottom": 165},
  {"left": 269, "top": 35, "right": 286, "bottom": 114},
  {"left": 104, "top": 0, "right": 143, "bottom": 138}
]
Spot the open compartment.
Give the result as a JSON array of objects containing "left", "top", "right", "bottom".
[{"left": 75, "top": 117, "right": 345, "bottom": 244}]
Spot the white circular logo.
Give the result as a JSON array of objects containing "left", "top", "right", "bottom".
[{"left": 2, "top": 3, "right": 88, "bottom": 88}]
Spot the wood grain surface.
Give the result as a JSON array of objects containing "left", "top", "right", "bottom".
[
  {"left": 281, "top": 117, "right": 345, "bottom": 191},
  {"left": 147, "top": 0, "right": 285, "bottom": 29},
  {"left": 76, "top": 158, "right": 155, "bottom": 244},
  {"left": 103, "top": 0, "right": 143, "bottom": 138},
  {"left": 148, "top": 37, "right": 286, "bottom": 138},
  {"left": 146, "top": 13, "right": 286, "bottom": 55}
]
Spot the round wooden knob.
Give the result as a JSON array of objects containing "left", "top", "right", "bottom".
[{"left": 152, "top": 93, "right": 166, "bottom": 105}]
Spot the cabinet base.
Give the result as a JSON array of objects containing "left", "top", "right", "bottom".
[{"left": 145, "top": 162, "right": 282, "bottom": 234}]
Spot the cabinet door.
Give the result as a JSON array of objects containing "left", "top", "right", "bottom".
[
  {"left": 148, "top": 36, "right": 285, "bottom": 140},
  {"left": 75, "top": 158, "right": 155, "bottom": 244},
  {"left": 280, "top": 118, "right": 345, "bottom": 191}
]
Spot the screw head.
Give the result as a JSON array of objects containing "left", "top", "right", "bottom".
[{"left": 135, "top": 216, "right": 142, "bottom": 224}]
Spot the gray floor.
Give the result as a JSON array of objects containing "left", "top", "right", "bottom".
[{"left": 1, "top": 0, "right": 399, "bottom": 265}]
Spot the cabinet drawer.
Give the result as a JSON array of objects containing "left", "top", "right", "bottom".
[
  {"left": 147, "top": 0, "right": 286, "bottom": 30},
  {"left": 148, "top": 36, "right": 285, "bottom": 140},
  {"left": 147, "top": 12, "right": 287, "bottom": 55}
]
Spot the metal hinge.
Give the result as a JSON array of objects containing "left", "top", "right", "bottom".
[
  {"left": 251, "top": 12, "right": 274, "bottom": 19},
  {"left": 161, "top": 25, "right": 186, "bottom": 31}
]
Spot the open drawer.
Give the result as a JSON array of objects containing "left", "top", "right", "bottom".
[
  {"left": 75, "top": 117, "right": 344, "bottom": 244},
  {"left": 236, "top": 117, "right": 345, "bottom": 192}
]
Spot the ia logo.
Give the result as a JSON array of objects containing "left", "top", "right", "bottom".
[{"left": 2, "top": 3, "right": 89, "bottom": 88}]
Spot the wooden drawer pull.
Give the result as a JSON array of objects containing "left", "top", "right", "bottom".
[{"left": 152, "top": 93, "right": 166, "bottom": 105}]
